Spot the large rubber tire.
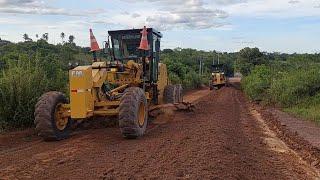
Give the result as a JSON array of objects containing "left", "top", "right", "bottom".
[
  {"left": 163, "top": 85, "right": 176, "bottom": 104},
  {"left": 119, "top": 87, "right": 148, "bottom": 139},
  {"left": 175, "top": 84, "right": 183, "bottom": 103},
  {"left": 34, "top": 91, "right": 71, "bottom": 141}
]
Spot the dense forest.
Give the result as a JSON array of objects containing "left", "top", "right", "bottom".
[{"left": 0, "top": 38, "right": 319, "bottom": 131}]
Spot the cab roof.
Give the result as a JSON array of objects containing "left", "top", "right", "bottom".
[{"left": 108, "top": 28, "right": 162, "bottom": 38}]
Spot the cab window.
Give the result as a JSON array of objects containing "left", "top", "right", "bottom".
[
  {"left": 113, "top": 38, "right": 121, "bottom": 59},
  {"left": 111, "top": 34, "right": 141, "bottom": 60}
]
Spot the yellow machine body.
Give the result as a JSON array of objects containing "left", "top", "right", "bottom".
[
  {"left": 212, "top": 72, "right": 226, "bottom": 86},
  {"left": 68, "top": 61, "right": 168, "bottom": 119},
  {"left": 69, "top": 66, "right": 94, "bottom": 118}
]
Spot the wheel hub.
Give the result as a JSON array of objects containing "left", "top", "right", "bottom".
[{"left": 55, "top": 103, "right": 69, "bottom": 130}]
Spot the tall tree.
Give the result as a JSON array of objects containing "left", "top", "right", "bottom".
[
  {"left": 42, "top": 33, "right": 49, "bottom": 42},
  {"left": 35, "top": 34, "right": 39, "bottom": 39},
  {"left": 23, "top": 33, "right": 30, "bottom": 42},
  {"left": 235, "top": 47, "right": 264, "bottom": 76},
  {"left": 68, "top": 35, "right": 75, "bottom": 44},
  {"left": 238, "top": 47, "right": 263, "bottom": 65},
  {"left": 60, "top": 32, "right": 65, "bottom": 43}
]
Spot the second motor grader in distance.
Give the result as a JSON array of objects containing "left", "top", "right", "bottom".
[
  {"left": 34, "top": 27, "right": 183, "bottom": 140},
  {"left": 209, "top": 64, "right": 228, "bottom": 90}
]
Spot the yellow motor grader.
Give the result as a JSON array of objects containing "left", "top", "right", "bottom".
[
  {"left": 209, "top": 64, "right": 227, "bottom": 90},
  {"left": 34, "top": 27, "right": 183, "bottom": 140}
]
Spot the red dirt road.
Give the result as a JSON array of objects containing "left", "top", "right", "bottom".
[{"left": 1, "top": 85, "right": 320, "bottom": 179}]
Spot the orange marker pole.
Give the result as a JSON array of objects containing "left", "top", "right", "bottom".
[
  {"left": 138, "top": 26, "right": 150, "bottom": 90},
  {"left": 89, "top": 29, "right": 100, "bottom": 62}
]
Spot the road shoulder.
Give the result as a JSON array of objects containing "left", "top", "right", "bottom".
[{"left": 255, "top": 105, "right": 320, "bottom": 169}]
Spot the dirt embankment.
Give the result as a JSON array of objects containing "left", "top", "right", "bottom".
[{"left": 0, "top": 84, "right": 319, "bottom": 179}]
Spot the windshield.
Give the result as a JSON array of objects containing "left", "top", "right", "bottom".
[
  {"left": 111, "top": 33, "right": 141, "bottom": 60},
  {"left": 212, "top": 65, "right": 224, "bottom": 72}
]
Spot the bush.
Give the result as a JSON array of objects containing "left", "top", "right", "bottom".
[
  {"left": 182, "top": 70, "right": 202, "bottom": 89},
  {"left": 0, "top": 40, "right": 85, "bottom": 131},
  {"left": 0, "top": 60, "right": 49, "bottom": 130},
  {"left": 168, "top": 73, "right": 181, "bottom": 85},
  {"left": 269, "top": 67, "right": 320, "bottom": 106},
  {"left": 241, "top": 65, "right": 272, "bottom": 101}
]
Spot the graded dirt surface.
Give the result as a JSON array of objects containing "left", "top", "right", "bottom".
[
  {"left": 266, "top": 108, "right": 320, "bottom": 149},
  {"left": 1, "top": 81, "right": 320, "bottom": 179}
]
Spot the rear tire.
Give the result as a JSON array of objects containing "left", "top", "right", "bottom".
[
  {"left": 34, "top": 91, "right": 71, "bottom": 141},
  {"left": 119, "top": 87, "right": 148, "bottom": 139},
  {"left": 163, "top": 85, "right": 176, "bottom": 103}
]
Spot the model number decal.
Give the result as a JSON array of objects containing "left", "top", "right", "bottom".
[{"left": 72, "top": 71, "right": 83, "bottom": 77}]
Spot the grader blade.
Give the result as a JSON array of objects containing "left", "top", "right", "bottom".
[{"left": 149, "top": 102, "right": 194, "bottom": 118}]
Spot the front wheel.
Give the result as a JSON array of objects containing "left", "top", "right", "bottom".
[
  {"left": 34, "top": 91, "right": 72, "bottom": 141},
  {"left": 119, "top": 87, "right": 148, "bottom": 139}
]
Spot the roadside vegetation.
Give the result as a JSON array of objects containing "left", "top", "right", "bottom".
[{"left": 239, "top": 48, "right": 320, "bottom": 123}]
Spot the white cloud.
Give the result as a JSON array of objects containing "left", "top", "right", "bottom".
[
  {"left": 288, "top": 0, "right": 300, "bottom": 4},
  {"left": 0, "top": 0, "right": 104, "bottom": 16},
  {"left": 117, "top": 0, "right": 231, "bottom": 30},
  {"left": 113, "top": 0, "right": 320, "bottom": 31},
  {"left": 223, "top": 0, "right": 320, "bottom": 18},
  {"left": 213, "top": 0, "right": 247, "bottom": 5},
  {"left": 0, "top": 7, "right": 84, "bottom": 16},
  {"left": 0, "top": 0, "right": 36, "bottom": 6},
  {"left": 131, "top": 13, "right": 141, "bottom": 18},
  {"left": 314, "top": 4, "right": 320, "bottom": 8}
]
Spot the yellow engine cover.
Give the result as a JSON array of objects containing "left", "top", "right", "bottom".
[
  {"left": 212, "top": 73, "right": 226, "bottom": 85},
  {"left": 69, "top": 66, "right": 94, "bottom": 119}
]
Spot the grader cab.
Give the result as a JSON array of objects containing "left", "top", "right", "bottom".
[{"left": 34, "top": 27, "right": 184, "bottom": 140}]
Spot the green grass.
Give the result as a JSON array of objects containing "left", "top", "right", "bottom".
[
  {"left": 284, "top": 93, "right": 320, "bottom": 123},
  {"left": 285, "top": 105, "right": 320, "bottom": 123}
]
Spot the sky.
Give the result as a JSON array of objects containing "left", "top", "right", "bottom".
[{"left": 0, "top": 0, "right": 319, "bottom": 53}]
